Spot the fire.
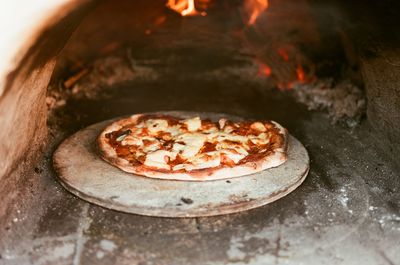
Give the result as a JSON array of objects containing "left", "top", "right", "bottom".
[
  {"left": 259, "top": 64, "right": 271, "bottom": 77},
  {"left": 296, "top": 65, "right": 306, "bottom": 83},
  {"left": 256, "top": 61, "right": 272, "bottom": 77},
  {"left": 167, "top": 0, "right": 268, "bottom": 22},
  {"left": 263, "top": 66, "right": 272, "bottom": 76},
  {"left": 278, "top": 48, "right": 289, "bottom": 62},
  {"left": 166, "top": 0, "right": 206, "bottom": 16},
  {"left": 245, "top": 0, "right": 269, "bottom": 25}
]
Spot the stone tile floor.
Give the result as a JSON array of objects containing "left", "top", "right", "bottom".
[{"left": 1, "top": 102, "right": 399, "bottom": 264}]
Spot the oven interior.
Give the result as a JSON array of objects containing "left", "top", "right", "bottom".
[{"left": 0, "top": 0, "right": 399, "bottom": 264}]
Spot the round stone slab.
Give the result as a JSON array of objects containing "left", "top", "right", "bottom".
[{"left": 53, "top": 115, "right": 309, "bottom": 217}]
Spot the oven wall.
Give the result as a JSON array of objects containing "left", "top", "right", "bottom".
[
  {"left": 0, "top": 0, "right": 95, "bottom": 229},
  {"left": 342, "top": 0, "right": 400, "bottom": 162},
  {"left": 361, "top": 42, "right": 400, "bottom": 160}
]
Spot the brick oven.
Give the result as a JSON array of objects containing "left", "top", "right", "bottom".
[{"left": 0, "top": 0, "right": 399, "bottom": 264}]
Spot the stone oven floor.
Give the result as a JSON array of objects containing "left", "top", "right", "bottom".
[{"left": 1, "top": 80, "right": 399, "bottom": 265}]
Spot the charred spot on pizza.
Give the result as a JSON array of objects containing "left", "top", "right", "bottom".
[
  {"left": 161, "top": 140, "right": 174, "bottom": 150},
  {"left": 116, "top": 129, "right": 131, "bottom": 142},
  {"left": 105, "top": 132, "right": 112, "bottom": 139},
  {"left": 201, "top": 142, "right": 217, "bottom": 153}
]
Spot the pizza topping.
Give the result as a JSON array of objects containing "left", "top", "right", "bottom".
[
  {"left": 250, "top": 122, "right": 266, "bottom": 132},
  {"left": 176, "top": 133, "right": 207, "bottom": 159},
  {"left": 121, "top": 135, "right": 142, "bottom": 146},
  {"left": 249, "top": 133, "right": 270, "bottom": 145},
  {"left": 170, "top": 154, "right": 186, "bottom": 169},
  {"left": 116, "top": 129, "right": 131, "bottom": 142},
  {"left": 201, "top": 119, "right": 218, "bottom": 133},
  {"left": 221, "top": 150, "right": 246, "bottom": 164},
  {"left": 172, "top": 142, "right": 186, "bottom": 153},
  {"left": 185, "top": 152, "right": 221, "bottom": 171},
  {"left": 184, "top": 117, "right": 201, "bottom": 131},
  {"left": 144, "top": 150, "right": 172, "bottom": 170},
  {"left": 220, "top": 153, "right": 236, "bottom": 167},
  {"left": 180, "top": 143, "right": 204, "bottom": 160},
  {"left": 141, "top": 138, "right": 161, "bottom": 153},
  {"left": 146, "top": 119, "right": 169, "bottom": 134},
  {"left": 218, "top": 118, "right": 227, "bottom": 129},
  {"left": 172, "top": 164, "right": 186, "bottom": 171},
  {"left": 165, "top": 125, "right": 181, "bottom": 136},
  {"left": 102, "top": 115, "right": 286, "bottom": 172},
  {"left": 156, "top": 131, "right": 172, "bottom": 141}
]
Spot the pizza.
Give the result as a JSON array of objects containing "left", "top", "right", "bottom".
[{"left": 97, "top": 113, "right": 288, "bottom": 181}]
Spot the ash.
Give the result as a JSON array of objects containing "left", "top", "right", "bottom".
[{"left": 292, "top": 79, "right": 366, "bottom": 126}]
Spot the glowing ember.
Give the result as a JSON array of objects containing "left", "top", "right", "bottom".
[
  {"left": 256, "top": 62, "right": 272, "bottom": 77},
  {"left": 154, "top": 15, "right": 167, "bottom": 26},
  {"left": 296, "top": 65, "right": 306, "bottom": 83},
  {"left": 245, "top": 0, "right": 269, "bottom": 25},
  {"left": 278, "top": 47, "right": 289, "bottom": 62},
  {"left": 263, "top": 66, "right": 272, "bottom": 76},
  {"left": 277, "top": 83, "right": 286, "bottom": 90},
  {"left": 167, "top": 0, "right": 206, "bottom": 16}
]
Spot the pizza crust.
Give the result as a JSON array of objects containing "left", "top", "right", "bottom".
[{"left": 98, "top": 113, "right": 288, "bottom": 181}]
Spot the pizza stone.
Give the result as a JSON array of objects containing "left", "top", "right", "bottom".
[{"left": 53, "top": 111, "right": 309, "bottom": 217}]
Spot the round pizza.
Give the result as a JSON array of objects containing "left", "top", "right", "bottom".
[{"left": 98, "top": 113, "right": 288, "bottom": 181}]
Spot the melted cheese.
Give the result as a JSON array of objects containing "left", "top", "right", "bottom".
[
  {"left": 121, "top": 135, "right": 142, "bottom": 146},
  {"left": 220, "top": 149, "right": 246, "bottom": 163},
  {"left": 216, "top": 141, "right": 248, "bottom": 158},
  {"left": 249, "top": 133, "right": 269, "bottom": 145},
  {"left": 184, "top": 117, "right": 201, "bottom": 131},
  {"left": 185, "top": 152, "right": 221, "bottom": 171},
  {"left": 232, "top": 145, "right": 248, "bottom": 156},
  {"left": 165, "top": 125, "right": 182, "bottom": 136},
  {"left": 172, "top": 142, "right": 185, "bottom": 152},
  {"left": 203, "top": 126, "right": 218, "bottom": 133},
  {"left": 250, "top": 122, "right": 266, "bottom": 132},
  {"left": 209, "top": 132, "right": 247, "bottom": 144},
  {"left": 144, "top": 150, "right": 171, "bottom": 170},
  {"left": 218, "top": 118, "right": 227, "bottom": 129},
  {"left": 176, "top": 133, "right": 206, "bottom": 159},
  {"left": 170, "top": 143, "right": 185, "bottom": 158},
  {"left": 181, "top": 146, "right": 202, "bottom": 159},
  {"left": 146, "top": 119, "right": 168, "bottom": 134},
  {"left": 141, "top": 138, "right": 161, "bottom": 152},
  {"left": 223, "top": 125, "right": 234, "bottom": 133},
  {"left": 172, "top": 164, "right": 187, "bottom": 171}
]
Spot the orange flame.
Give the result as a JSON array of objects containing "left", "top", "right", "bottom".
[
  {"left": 246, "top": 0, "right": 269, "bottom": 25},
  {"left": 167, "top": 0, "right": 206, "bottom": 16}
]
